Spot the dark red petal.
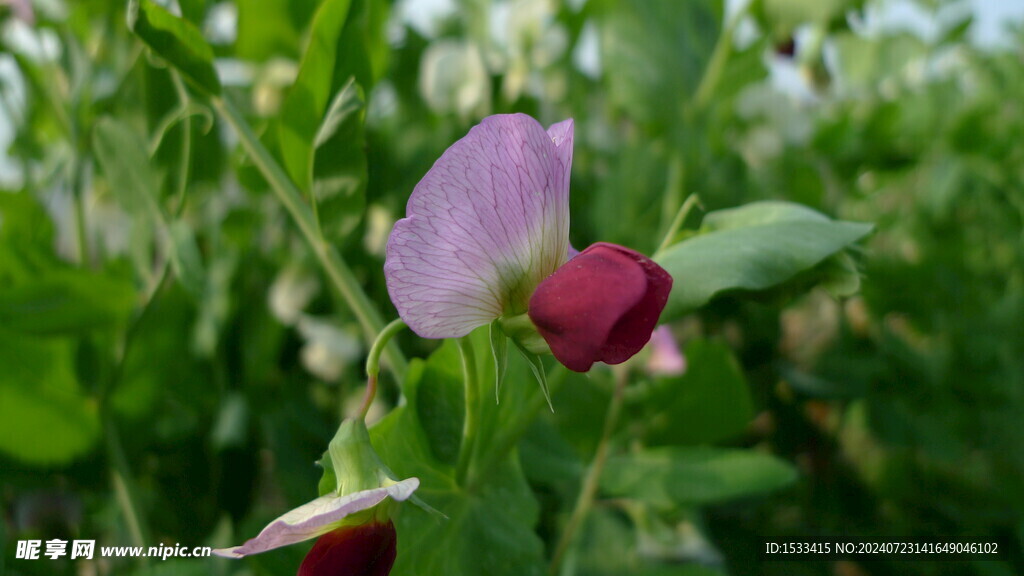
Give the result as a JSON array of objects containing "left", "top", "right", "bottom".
[
  {"left": 297, "top": 521, "right": 397, "bottom": 576},
  {"left": 528, "top": 242, "right": 671, "bottom": 372},
  {"left": 596, "top": 244, "right": 673, "bottom": 365}
]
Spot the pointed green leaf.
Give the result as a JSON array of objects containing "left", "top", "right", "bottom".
[
  {"left": 655, "top": 203, "right": 873, "bottom": 320},
  {"left": 489, "top": 319, "right": 508, "bottom": 403},
  {"left": 278, "top": 0, "right": 354, "bottom": 191},
  {"left": 127, "top": 0, "right": 221, "bottom": 95},
  {"left": 311, "top": 79, "right": 367, "bottom": 242},
  {"left": 513, "top": 341, "right": 553, "bottom": 412}
]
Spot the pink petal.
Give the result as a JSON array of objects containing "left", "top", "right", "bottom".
[
  {"left": 647, "top": 326, "right": 686, "bottom": 376},
  {"left": 385, "top": 114, "right": 573, "bottom": 338},
  {"left": 212, "top": 479, "right": 418, "bottom": 558}
]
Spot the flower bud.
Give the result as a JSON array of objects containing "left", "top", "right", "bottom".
[{"left": 528, "top": 243, "right": 673, "bottom": 372}]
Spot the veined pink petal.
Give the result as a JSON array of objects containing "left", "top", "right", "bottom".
[
  {"left": 385, "top": 114, "right": 573, "bottom": 338},
  {"left": 212, "top": 479, "right": 418, "bottom": 558}
]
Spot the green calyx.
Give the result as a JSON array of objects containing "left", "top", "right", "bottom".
[
  {"left": 497, "top": 313, "right": 551, "bottom": 356},
  {"left": 317, "top": 418, "right": 399, "bottom": 498}
]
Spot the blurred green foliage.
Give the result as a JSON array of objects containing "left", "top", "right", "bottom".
[{"left": 1, "top": 0, "right": 1022, "bottom": 575}]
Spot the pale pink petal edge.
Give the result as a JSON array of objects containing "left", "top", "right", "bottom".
[{"left": 212, "top": 478, "right": 419, "bottom": 558}]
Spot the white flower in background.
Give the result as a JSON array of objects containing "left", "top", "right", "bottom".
[
  {"left": 297, "top": 316, "right": 361, "bottom": 382},
  {"left": 419, "top": 39, "right": 490, "bottom": 118},
  {"left": 268, "top": 265, "right": 321, "bottom": 326},
  {"left": 489, "top": 0, "right": 567, "bottom": 102}
]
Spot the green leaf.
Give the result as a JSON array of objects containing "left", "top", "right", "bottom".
[
  {"left": 598, "top": 0, "right": 721, "bottom": 124},
  {"left": 408, "top": 351, "right": 464, "bottom": 467},
  {"left": 601, "top": 447, "right": 798, "bottom": 509},
  {"left": 93, "top": 116, "right": 162, "bottom": 219},
  {"left": 699, "top": 200, "right": 832, "bottom": 231},
  {"left": 94, "top": 117, "right": 207, "bottom": 297},
  {"left": 168, "top": 220, "right": 205, "bottom": 298},
  {"left": 178, "top": 0, "right": 206, "bottom": 24},
  {"left": 655, "top": 203, "right": 873, "bottom": 320},
  {"left": 127, "top": 0, "right": 221, "bottom": 95},
  {"left": 0, "top": 329, "right": 101, "bottom": 464},
  {"left": 518, "top": 418, "right": 583, "bottom": 491},
  {"left": 640, "top": 339, "right": 754, "bottom": 446},
  {"left": 370, "top": 328, "right": 546, "bottom": 576},
  {"left": 703, "top": 201, "right": 866, "bottom": 298},
  {"left": 311, "top": 79, "right": 368, "bottom": 242},
  {"left": 489, "top": 320, "right": 508, "bottom": 402},
  {"left": 278, "top": 0, "right": 354, "bottom": 192},
  {"left": 0, "top": 268, "right": 136, "bottom": 335},
  {"left": 0, "top": 192, "right": 55, "bottom": 256},
  {"left": 235, "top": 0, "right": 319, "bottom": 61}
]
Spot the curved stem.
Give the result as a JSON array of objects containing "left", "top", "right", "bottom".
[
  {"left": 169, "top": 73, "right": 192, "bottom": 215},
  {"left": 655, "top": 193, "right": 701, "bottom": 256},
  {"left": 692, "top": 7, "right": 742, "bottom": 110},
  {"left": 211, "top": 95, "right": 407, "bottom": 381},
  {"left": 104, "top": 418, "right": 151, "bottom": 562},
  {"left": 549, "top": 367, "right": 629, "bottom": 575},
  {"left": 359, "top": 318, "right": 407, "bottom": 419},
  {"left": 455, "top": 337, "right": 481, "bottom": 487},
  {"left": 97, "top": 70, "right": 196, "bottom": 558}
]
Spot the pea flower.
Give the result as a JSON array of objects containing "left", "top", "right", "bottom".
[
  {"left": 385, "top": 114, "right": 672, "bottom": 372},
  {"left": 213, "top": 419, "right": 418, "bottom": 576},
  {"left": 646, "top": 326, "right": 687, "bottom": 376}
]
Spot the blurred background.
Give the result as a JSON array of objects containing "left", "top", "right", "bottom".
[{"left": 1, "top": 0, "right": 1023, "bottom": 575}]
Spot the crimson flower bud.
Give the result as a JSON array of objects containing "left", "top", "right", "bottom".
[
  {"left": 528, "top": 242, "right": 673, "bottom": 372},
  {"left": 298, "top": 521, "right": 398, "bottom": 576}
]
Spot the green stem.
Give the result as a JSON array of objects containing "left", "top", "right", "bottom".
[
  {"left": 655, "top": 193, "right": 701, "bottom": 256},
  {"left": 455, "top": 337, "right": 481, "bottom": 487},
  {"left": 169, "top": 73, "right": 192, "bottom": 215},
  {"left": 72, "top": 156, "right": 90, "bottom": 266},
  {"left": 104, "top": 418, "right": 151, "bottom": 563},
  {"left": 211, "top": 95, "right": 407, "bottom": 381},
  {"left": 692, "top": 7, "right": 742, "bottom": 110},
  {"left": 96, "top": 72, "right": 195, "bottom": 556},
  {"left": 98, "top": 272, "right": 168, "bottom": 563},
  {"left": 360, "top": 318, "right": 407, "bottom": 419},
  {"left": 549, "top": 367, "right": 629, "bottom": 575}
]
